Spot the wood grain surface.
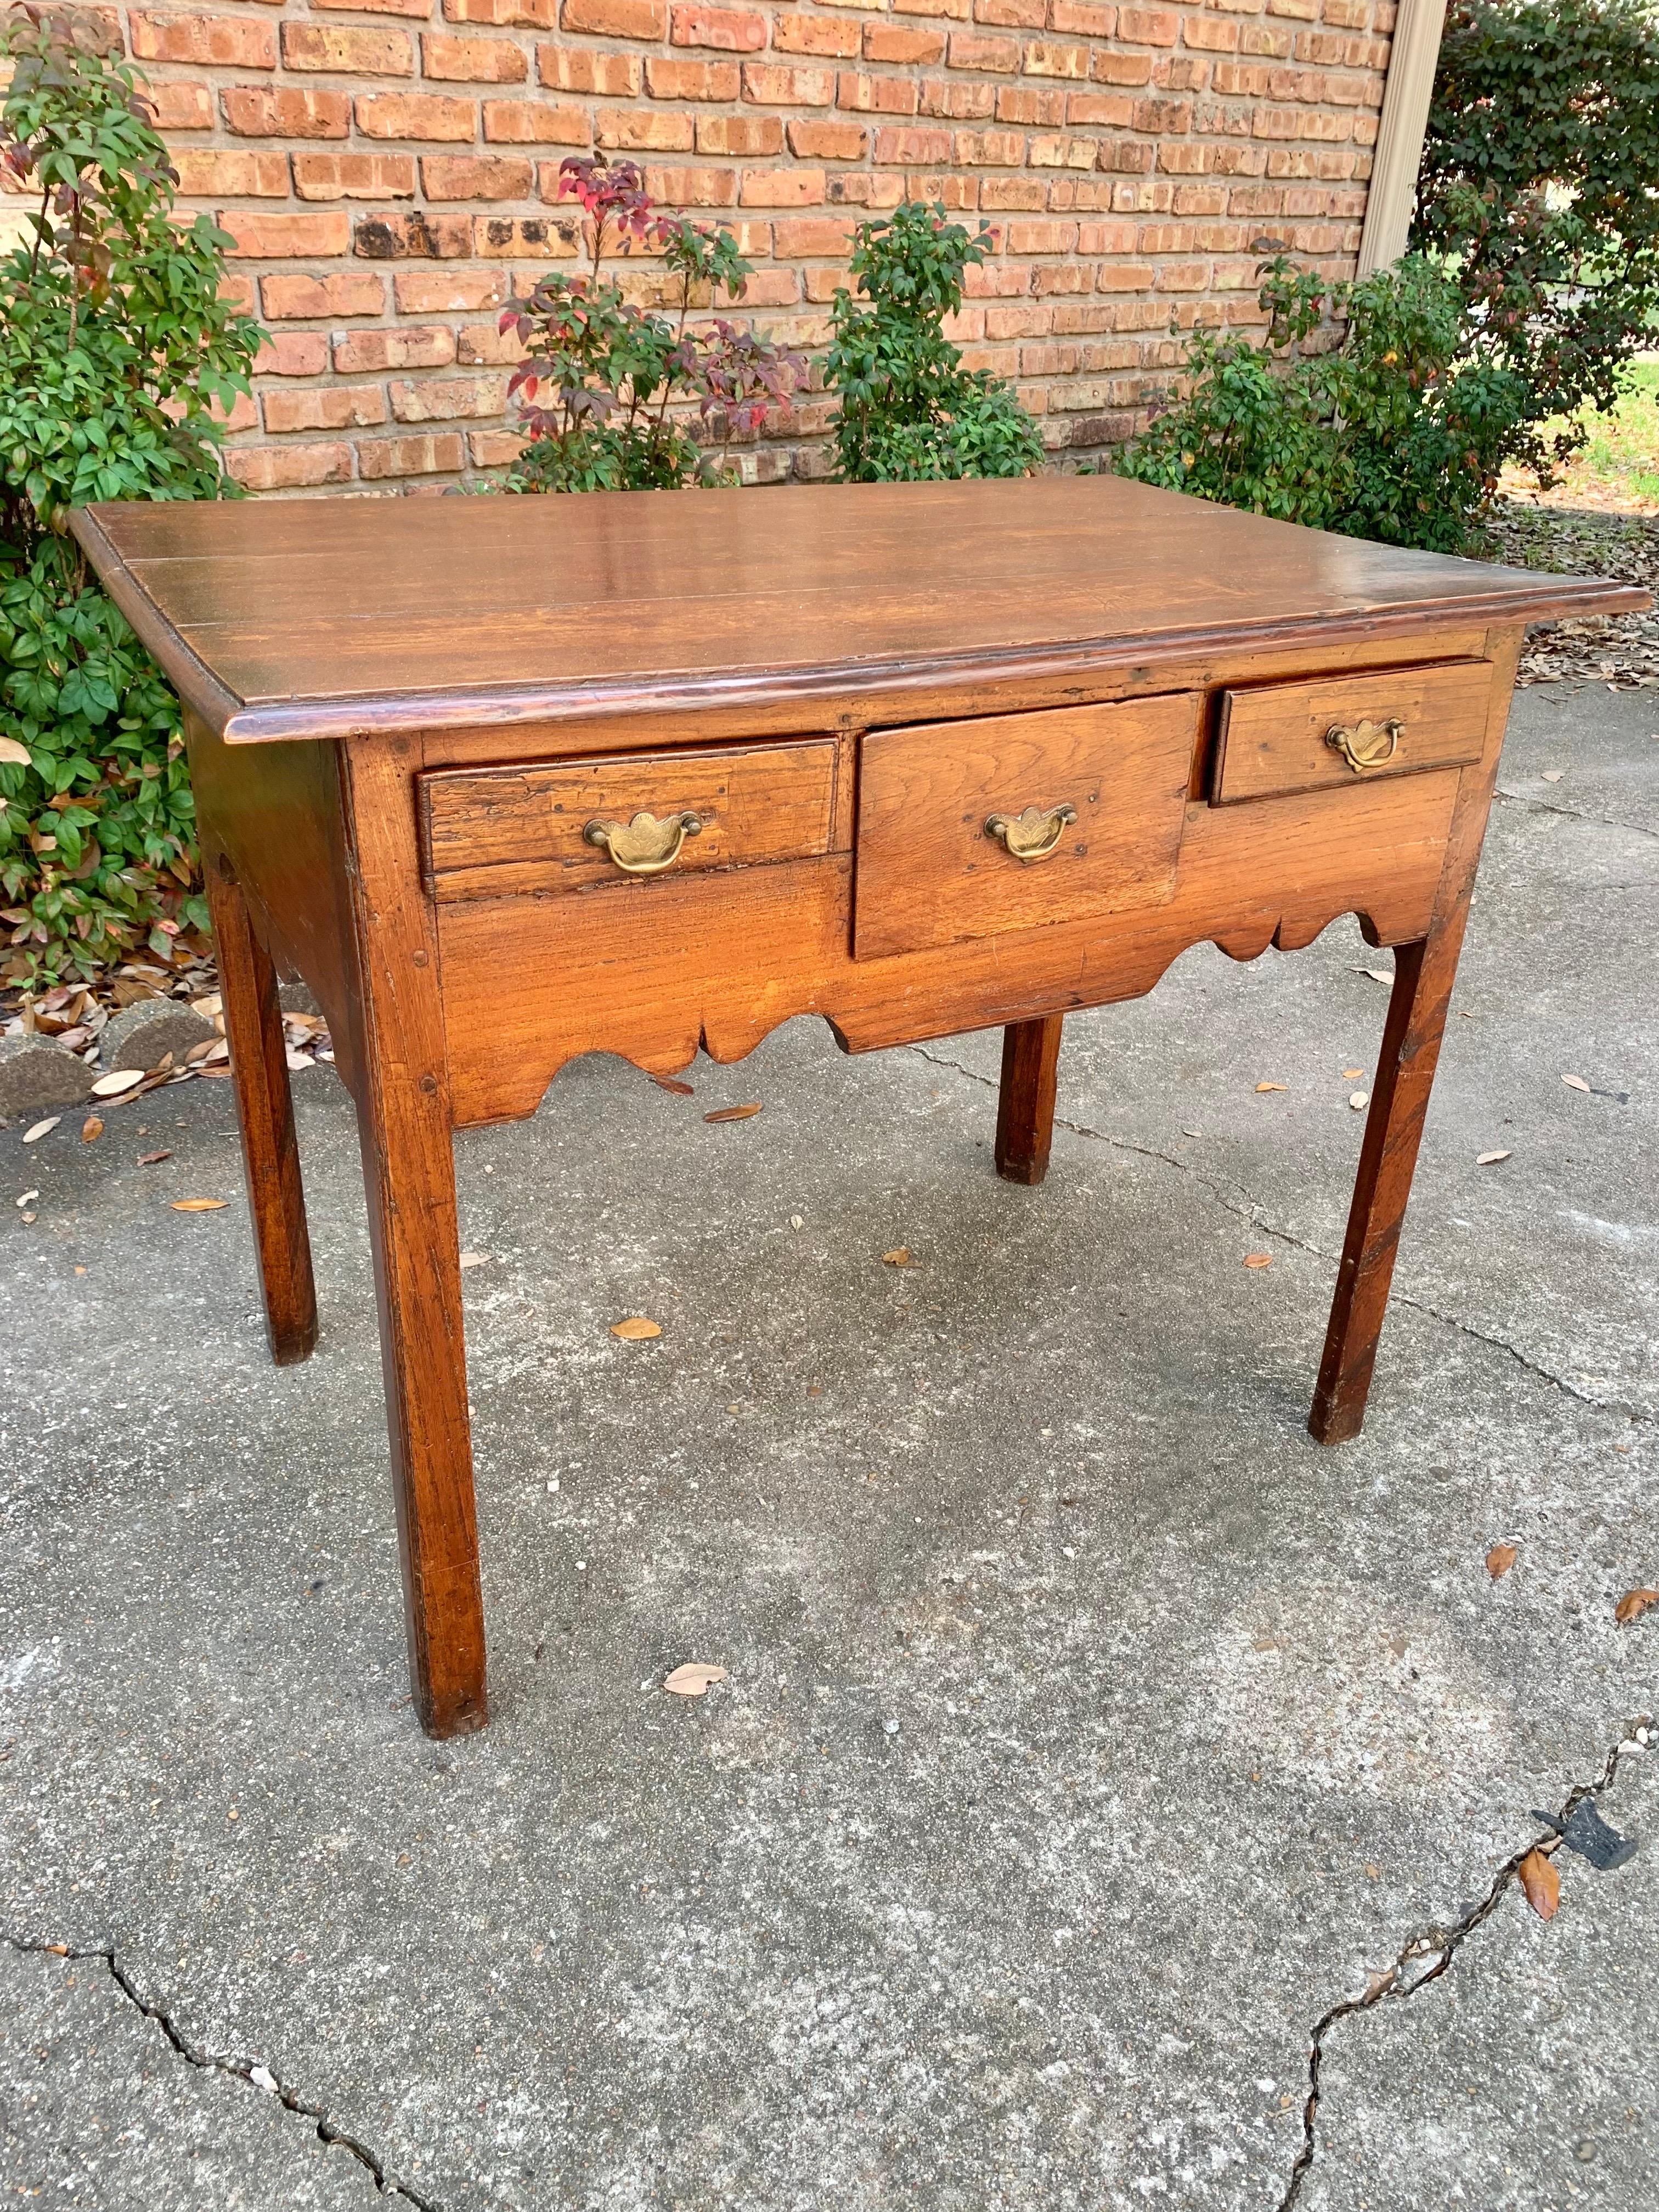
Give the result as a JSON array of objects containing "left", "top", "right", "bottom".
[
  {"left": 112, "top": 476, "right": 1625, "bottom": 1733},
  {"left": 70, "top": 479, "right": 1645, "bottom": 746},
  {"left": 1307, "top": 628, "right": 1526, "bottom": 1444},
  {"left": 1213, "top": 658, "right": 1492, "bottom": 805},
  {"left": 342, "top": 735, "right": 488, "bottom": 1738},
  {"left": 438, "top": 766, "right": 1463, "bottom": 1124},
  {"left": 182, "top": 714, "right": 363, "bottom": 1100},
  {"left": 854, "top": 696, "right": 1199, "bottom": 961},
  {"left": 421, "top": 738, "right": 837, "bottom": 901},
  {"left": 995, "top": 1017, "right": 1065, "bottom": 1187},
  {"left": 205, "top": 857, "right": 318, "bottom": 1367}
]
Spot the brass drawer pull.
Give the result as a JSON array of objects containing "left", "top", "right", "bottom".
[
  {"left": 583, "top": 809, "right": 703, "bottom": 875},
  {"left": 1325, "top": 717, "right": 1402, "bottom": 774},
  {"left": 984, "top": 802, "right": 1077, "bottom": 863}
]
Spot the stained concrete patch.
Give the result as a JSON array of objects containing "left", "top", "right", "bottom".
[{"left": 0, "top": 681, "right": 1655, "bottom": 2209}]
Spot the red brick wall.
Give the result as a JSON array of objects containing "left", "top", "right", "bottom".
[{"left": 66, "top": 2, "right": 1397, "bottom": 490}]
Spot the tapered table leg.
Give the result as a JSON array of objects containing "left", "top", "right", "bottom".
[
  {"left": 207, "top": 859, "right": 317, "bottom": 1367},
  {"left": 995, "top": 1014, "right": 1064, "bottom": 1186},
  {"left": 1309, "top": 932, "right": 1456, "bottom": 1444},
  {"left": 354, "top": 1082, "right": 486, "bottom": 1736},
  {"left": 345, "top": 737, "right": 487, "bottom": 1737}
]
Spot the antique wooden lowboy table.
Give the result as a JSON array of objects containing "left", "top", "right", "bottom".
[{"left": 72, "top": 477, "right": 1643, "bottom": 1736}]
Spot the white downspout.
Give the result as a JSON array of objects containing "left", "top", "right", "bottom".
[{"left": 1357, "top": 0, "right": 1452, "bottom": 276}]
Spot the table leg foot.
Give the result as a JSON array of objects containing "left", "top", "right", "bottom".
[
  {"left": 995, "top": 1015, "right": 1064, "bottom": 1186},
  {"left": 207, "top": 859, "right": 318, "bottom": 1367},
  {"left": 1309, "top": 935, "right": 1453, "bottom": 1445}
]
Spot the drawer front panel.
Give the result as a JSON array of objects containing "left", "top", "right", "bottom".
[
  {"left": 854, "top": 695, "right": 1199, "bottom": 962},
  {"left": 420, "top": 739, "right": 837, "bottom": 901},
  {"left": 1214, "top": 658, "right": 1491, "bottom": 805}
]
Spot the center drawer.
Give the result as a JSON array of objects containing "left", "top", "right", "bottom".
[
  {"left": 419, "top": 738, "right": 837, "bottom": 902},
  {"left": 854, "top": 695, "right": 1200, "bottom": 961}
]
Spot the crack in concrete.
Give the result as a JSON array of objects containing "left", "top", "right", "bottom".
[
  {"left": 1276, "top": 1719, "right": 1654, "bottom": 2211},
  {"left": 0, "top": 1929, "right": 439, "bottom": 2209},
  {"left": 1494, "top": 787, "right": 1659, "bottom": 843},
  {"left": 906, "top": 1044, "right": 1655, "bottom": 1430}
]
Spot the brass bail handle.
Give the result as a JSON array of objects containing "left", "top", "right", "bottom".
[
  {"left": 1325, "top": 716, "right": 1402, "bottom": 774},
  {"left": 584, "top": 809, "right": 703, "bottom": 876},
  {"left": 984, "top": 802, "right": 1078, "bottom": 864}
]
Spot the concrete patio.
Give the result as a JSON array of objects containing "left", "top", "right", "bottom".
[{"left": 2, "top": 680, "right": 1655, "bottom": 2211}]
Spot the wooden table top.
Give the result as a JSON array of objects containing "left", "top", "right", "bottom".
[{"left": 72, "top": 477, "right": 1646, "bottom": 746}]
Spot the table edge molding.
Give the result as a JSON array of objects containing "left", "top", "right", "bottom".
[
  {"left": 69, "top": 507, "right": 247, "bottom": 737},
  {"left": 212, "top": 584, "right": 1642, "bottom": 746}
]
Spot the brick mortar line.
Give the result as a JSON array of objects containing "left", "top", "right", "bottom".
[{"left": 53, "top": 2, "right": 1391, "bottom": 484}]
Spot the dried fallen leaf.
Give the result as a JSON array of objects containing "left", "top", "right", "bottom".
[
  {"left": 1342, "top": 1067, "right": 1364, "bottom": 1080},
  {"left": 1255, "top": 1081, "right": 1288, "bottom": 1094},
  {"left": 1244, "top": 1252, "right": 1274, "bottom": 1269},
  {"left": 1476, "top": 1149, "right": 1512, "bottom": 1166},
  {"left": 22, "top": 1116, "right": 60, "bottom": 1143},
  {"left": 1615, "top": 1588, "right": 1659, "bottom": 1627},
  {"left": 1348, "top": 1091, "right": 1370, "bottom": 1111},
  {"left": 1360, "top": 967, "right": 1393, "bottom": 985},
  {"left": 137, "top": 1148, "right": 172, "bottom": 1166},
  {"left": 91, "top": 1068, "right": 144, "bottom": 1098},
  {"left": 81, "top": 1116, "right": 103, "bottom": 1143},
  {"left": 704, "top": 1102, "right": 762, "bottom": 1123},
  {"left": 458, "top": 1250, "right": 489, "bottom": 1269},
  {"left": 171, "top": 1198, "right": 228, "bottom": 1212},
  {"left": 663, "top": 1662, "right": 727, "bottom": 1698},
  {"left": 1540, "top": 769, "right": 1564, "bottom": 783},
  {"left": 652, "top": 1074, "right": 695, "bottom": 1097},
  {"left": 1519, "top": 1847, "right": 1560, "bottom": 1921},
  {"left": 610, "top": 1316, "right": 662, "bottom": 1341},
  {"left": 1486, "top": 1543, "right": 1517, "bottom": 1581},
  {"left": 1561, "top": 1073, "right": 1592, "bottom": 1094},
  {"left": 882, "top": 1247, "right": 912, "bottom": 1267},
  {"left": 0, "top": 735, "right": 32, "bottom": 767}
]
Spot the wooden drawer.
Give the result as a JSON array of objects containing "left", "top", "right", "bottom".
[
  {"left": 419, "top": 739, "right": 836, "bottom": 902},
  {"left": 1212, "top": 658, "right": 1491, "bottom": 806},
  {"left": 854, "top": 695, "right": 1199, "bottom": 961}
]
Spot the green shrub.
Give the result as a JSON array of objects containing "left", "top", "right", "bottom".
[
  {"left": 827, "top": 202, "right": 1045, "bottom": 482},
  {"left": 500, "top": 155, "right": 801, "bottom": 494},
  {"left": 1416, "top": 0, "right": 1659, "bottom": 485},
  {"left": 0, "top": 5, "right": 259, "bottom": 985},
  {"left": 1118, "top": 3, "right": 1659, "bottom": 548},
  {"left": 1114, "top": 254, "right": 1531, "bottom": 554}
]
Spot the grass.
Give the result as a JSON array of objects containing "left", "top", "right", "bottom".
[{"left": 1499, "top": 360, "right": 1659, "bottom": 514}]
